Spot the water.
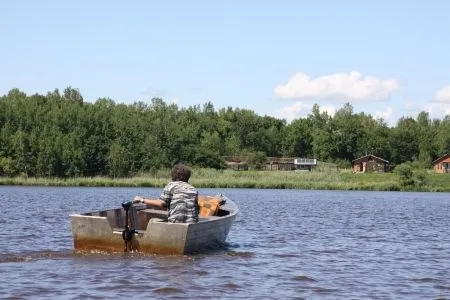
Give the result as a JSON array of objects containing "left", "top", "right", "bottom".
[{"left": 0, "top": 186, "right": 449, "bottom": 299}]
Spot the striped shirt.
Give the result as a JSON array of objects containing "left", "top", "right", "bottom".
[{"left": 159, "top": 181, "right": 199, "bottom": 223}]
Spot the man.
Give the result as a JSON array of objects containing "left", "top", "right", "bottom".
[{"left": 133, "top": 163, "right": 199, "bottom": 223}]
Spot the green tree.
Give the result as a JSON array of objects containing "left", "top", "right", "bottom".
[
  {"left": 63, "top": 86, "right": 83, "bottom": 104},
  {"left": 281, "top": 118, "right": 312, "bottom": 157},
  {"left": 416, "top": 111, "right": 435, "bottom": 168},
  {"left": 356, "top": 114, "right": 391, "bottom": 160},
  {"left": 10, "top": 130, "right": 33, "bottom": 177},
  {"left": 107, "top": 141, "right": 130, "bottom": 178},
  {"left": 330, "top": 103, "right": 360, "bottom": 161},
  {"left": 390, "top": 117, "right": 419, "bottom": 165},
  {"left": 434, "top": 116, "right": 450, "bottom": 157}
]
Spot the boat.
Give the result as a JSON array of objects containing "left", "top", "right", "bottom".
[{"left": 69, "top": 194, "right": 238, "bottom": 255}]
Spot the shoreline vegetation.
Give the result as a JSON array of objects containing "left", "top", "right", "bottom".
[
  {"left": 2, "top": 88, "right": 449, "bottom": 184},
  {"left": 1, "top": 168, "right": 449, "bottom": 192}
]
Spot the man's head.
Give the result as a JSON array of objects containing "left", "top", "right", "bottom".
[{"left": 171, "top": 164, "right": 191, "bottom": 182}]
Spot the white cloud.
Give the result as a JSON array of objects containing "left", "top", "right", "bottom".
[
  {"left": 319, "top": 105, "right": 336, "bottom": 116},
  {"left": 276, "top": 102, "right": 336, "bottom": 123},
  {"left": 374, "top": 106, "right": 397, "bottom": 126},
  {"left": 425, "top": 102, "right": 450, "bottom": 119},
  {"left": 433, "top": 86, "right": 450, "bottom": 103},
  {"left": 423, "top": 85, "right": 450, "bottom": 119},
  {"left": 274, "top": 71, "right": 400, "bottom": 102},
  {"left": 276, "top": 102, "right": 311, "bottom": 123}
]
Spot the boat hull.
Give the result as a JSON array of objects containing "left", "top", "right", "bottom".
[{"left": 70, "top": 196, "right": 238, "bottom": 255}]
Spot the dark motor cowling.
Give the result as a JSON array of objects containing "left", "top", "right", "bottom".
[{"left": 121, "top": 200, "right": 136, "bottom": 252}]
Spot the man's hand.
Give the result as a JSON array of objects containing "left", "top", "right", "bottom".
[{"left": 133, "top": 196, "right": 144, "bottom": 204}]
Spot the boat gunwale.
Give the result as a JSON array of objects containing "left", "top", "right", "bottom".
[{"left": 69, "top": 197, "right": 239, "bottom": 222}]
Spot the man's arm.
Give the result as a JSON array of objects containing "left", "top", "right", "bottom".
[{"left": 133, "top": 196, "right": 166, "bottom": 208}]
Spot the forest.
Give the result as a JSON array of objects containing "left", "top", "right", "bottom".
[{"left": 0, "top": 87, "right": 449, "bottom": 178}]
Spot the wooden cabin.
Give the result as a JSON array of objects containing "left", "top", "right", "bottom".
[
  {"left": 226, "top": 161, "right": 248, "bottom": 171},
  {"left": 352, "top": 155, "right": 389, "bottom": 173},
  {"left": 225, "top": 156, "right": 317, "bottom": 171},
  {"left": 294, "top": 158, "right": 317, "bottom": 172},
  {"left": 224, "top": 156, "right": 249, "bottom": 171},
  {"left": 432, "top": 154, "right": 450, "bottom": 173},
  {"left": 265, "top": 157, "right": 295, "bottom": 171}
]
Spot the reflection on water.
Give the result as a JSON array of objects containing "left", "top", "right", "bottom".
[{"left": 0, "top": 186, "right": 449, "bottom": 299}]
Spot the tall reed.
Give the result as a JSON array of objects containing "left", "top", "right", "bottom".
[{"left": 0, "top": 169, "right": 448, "bottom": 192}]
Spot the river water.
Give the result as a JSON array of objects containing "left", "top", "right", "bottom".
[{"left": 0, "top": 186, "right": 448, "bottom": 299}]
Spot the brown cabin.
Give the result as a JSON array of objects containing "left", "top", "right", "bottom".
[
  {"left": 265, "top": 157, "right": 296, "bottom": 171},
  {"left": 226, "top": 157, "right": 302, "bottom": 171},
  {"left": 224, "top": 156, "right": 249, "bottom": 171},
  {"left": 352, "top": 155, "right": 389, "bottom": 173},
  {"left": 432, "top": 154, "right": 450, "bottom": 173}
]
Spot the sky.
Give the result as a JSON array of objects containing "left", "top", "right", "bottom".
[{"left": 1, "top": 0, "right": 450, "bottom": 126}]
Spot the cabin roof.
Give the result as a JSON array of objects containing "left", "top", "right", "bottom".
[
  {"left": 432, "top": 154, "right": 450, "bottom": 165},
  {"left": 352, "top": 154, "right": 389, "bottom": 164}
]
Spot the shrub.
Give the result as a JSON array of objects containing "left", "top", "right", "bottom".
[
  {"left": 394, "top": 163, "right": 429, "bottom": 188},
  {"left": 334, "top": 158, "right": 351, "bottom": 169},
  {"left": 414, "top": 170, "right": 428, "bottom": 187},
  {"left": 0, "top": 157, "right": 19, "bottom": 177},
  {"left": 394, "top": 163, "right": 414, "bottom": 187},
  {"left": 245, "top": 151, "right": 267, "bottom": 170}
]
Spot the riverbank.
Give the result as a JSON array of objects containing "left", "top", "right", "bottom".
[{"left": 1, "top": 169, "right": 449, "bottom": 192}]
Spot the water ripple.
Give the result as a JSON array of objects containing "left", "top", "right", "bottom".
[
  {"left": 0, "top": 187, "right": 449, "bottom": 299},
  {"left": 293, "top": 275, "right": 316, "bottom": 282}
]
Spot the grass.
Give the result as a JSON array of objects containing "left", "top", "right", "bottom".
[{"left": 1, "top": 168, "right": 449, "bottom": 192}]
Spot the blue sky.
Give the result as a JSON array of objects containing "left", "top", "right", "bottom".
[{"left": 2, "top": 0, "right": 450, "bottom": 126}]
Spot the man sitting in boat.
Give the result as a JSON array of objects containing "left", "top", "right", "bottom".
[{"left": 133, "top": 163, "right": 199, "bottom": 223}]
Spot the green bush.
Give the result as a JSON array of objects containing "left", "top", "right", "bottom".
[
  {"left": 0, "top": 157, "right": 19, "bottom": 177},
  {"left": 394, "top": 163, "right": 430, "bottom": 187},
  {"left": 334, "top": 158, "right": 351, "bottom": 169},
  {"left": 245, "top": 151, "right": 267, "bottom": 170},
  {"left": 394, "top": 163, "right": 414, "bottom": 186},
  {"left": 414, "top": 170, "right": 428, "bottom": 186}
]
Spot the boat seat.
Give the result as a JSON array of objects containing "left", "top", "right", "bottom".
[{"left": 198, "top": 196, "right": 221, "bottom": 217}]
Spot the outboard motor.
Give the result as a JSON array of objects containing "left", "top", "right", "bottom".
[{"left": 121, "top": 200, "right": 136, "bottom": 252}]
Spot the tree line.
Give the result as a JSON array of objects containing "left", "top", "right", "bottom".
[{"left": 0, "top": 87, "right": 449, "bottom": 178}]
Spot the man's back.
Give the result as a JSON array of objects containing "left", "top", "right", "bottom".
[{"left": 160, "top": 181, "right": 199, "bottom": 223}]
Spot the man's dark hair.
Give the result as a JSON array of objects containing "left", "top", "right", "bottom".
[{"left": 171, "top": 164, "right": 191, "bottom": 182}]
